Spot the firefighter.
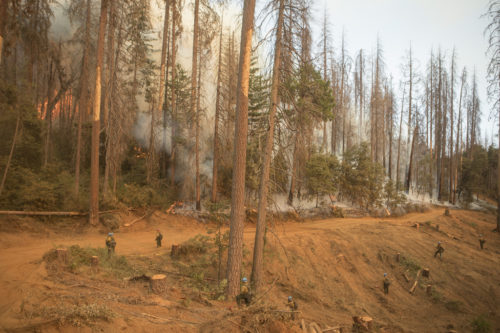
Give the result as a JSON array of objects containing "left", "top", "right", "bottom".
[
  {"left": 434, "top": 241, "right": 444, "bottom": 259},
  {"left": 236, "top": 277, "right": 251, "bottom": 306},
  {"left": 156, "top": 230, "right": 163, "bottom": 248},
  {"left": 479, "top": 234, "right": 486, "bottom": 250},
  {"left": 105, "top": 232, "right": 116, "bottom": 255},
  {"left": 287, "top": 296, "right": 298, "bottom": 319},
  {"left": 383, "top": 273, "right": 390, "bottom": 294}
]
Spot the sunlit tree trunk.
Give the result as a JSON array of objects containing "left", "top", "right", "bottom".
[
  {"left": 251, "top": 0, "right": 284, "bottom": 292},
  {"left": 227, "top": 0, "right": 256, "bottom": 298},
  {"left": 90, "top": 0, "right": 108, "bottom": 226}
]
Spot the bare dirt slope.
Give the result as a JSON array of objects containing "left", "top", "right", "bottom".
[{"left": 0, "top": 208, "right": 498, "bottom": 332}]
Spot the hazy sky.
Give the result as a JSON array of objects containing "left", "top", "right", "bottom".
[{"left": 317, "top": 0, "right": 494, "bottom": 142}]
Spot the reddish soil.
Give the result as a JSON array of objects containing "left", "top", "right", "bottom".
[{"left": 0, "top": 208, "right": 498, "bottom": 332}]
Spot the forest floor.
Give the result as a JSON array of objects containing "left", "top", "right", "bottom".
[{"left": 0, "top": 206, "right": 499, "bottom": 332}]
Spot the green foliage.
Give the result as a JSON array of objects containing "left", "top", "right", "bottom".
[
  {"left": 32, "top": 303, "right": 114, "bottom": 326},
  {"left": 246, "top": 138, "right": 263, "bottom": 195},
  {"left": 177, "top": 234, "right": 213, "bottom": 256},
  {"left": 471, "top": 315, "right": 492, "bottom": 333},
  {"left": 459, "top": 146, "right": 488, "bottom": 205},
  {"left": 399, "top": 255, "right": 421, "bottom": 277},
  {"left": 282, "top": 63, "right": 335, "bottom": 126},
  {"left": 116, "top": 182, "right": 174, "bottom": 209},
  {"left": 0, "top": 81, "right": 43, "bottom": 171},
  {"left": 383, "top": 179, "right": 407, "bottom": 210},
  {"left": 340, "top": 143, "right": 384, "bottom": 209},
  {"left": 305, "top": 153, "right": 340, "bottom": 200},
  {"left": 44, "top": 245, "right": 138, "bottom": 279},
  {"left": 0, "top": 164, "right": 86, "bottom": 211}
]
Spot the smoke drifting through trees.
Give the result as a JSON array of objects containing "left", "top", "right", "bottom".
[{"left": 0, "top": 0, "right": 497, "bottom": 300}]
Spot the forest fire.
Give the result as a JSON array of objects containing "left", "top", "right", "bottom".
[
  {"left": 0, "top": 0, "right": 499, "bottom": 331},
  {"left": 37, "top": 89, "right": 75, "bottom": 121}
]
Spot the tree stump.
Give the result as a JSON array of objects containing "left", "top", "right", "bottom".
[
  {"left": 353, "top": 316, "right": 373, "bottom": 331},
  {"left": 395, "top": 253, "right": 400, "bottom": 262},
  {"left": 444, "top": 208, "right": 450, "bottom": 216},
  {"left": 56, "top": 248, "right": 67, "bottom": 264},
  {"left": 422, "top": 268, "right": 430, "bottom": 278},
  {"left": 426, "top": 285, "right": 432, "bottom": 295},
  {"left": 171, "top": 244, "right": 179, "bottom": 257},
  {"left": 151, "top": 274, "right": 167, "bottom": 294},
  {"left": 436, "top": 224, "right": 440, "bottom": 231},
  {"left": 91, "top": 256, "right": 99, "bottom": 271}
]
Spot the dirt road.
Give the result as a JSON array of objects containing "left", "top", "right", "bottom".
[{"left": 0, "top": 208, "right": 498, "bottom": 332}]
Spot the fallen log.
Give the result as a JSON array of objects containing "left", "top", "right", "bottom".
[
  {"left": 124, "top": 210, "right": 153, "bottom": 227},
  {"left": 409, "top": 269, "right": 422, "bottom": 294},
  {"left": 310, "top": 322, "right": 322, "bottom": 333},
  {"left": 0, "top": 210, "right": 87, "bottom": 216},
  {"left": 402, "top": 270, "right": 410, "bottom": 282}
]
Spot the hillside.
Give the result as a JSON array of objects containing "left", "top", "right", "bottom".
[{"left": 0, "top": 207, "right": 498, "bottom": 332}]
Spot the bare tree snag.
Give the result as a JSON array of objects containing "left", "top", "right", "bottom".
[
  {"left": 251, "top": 0, "right": 284, "bottom": 292},
  {"left": 211, "top": 17, "right": 223, "bottom": 203},
  {"left": 151, "top": 274, "right": 167, "bottom": 294},
  {"left": 422, "top": 268, "right": 430, "bottom": 278}
]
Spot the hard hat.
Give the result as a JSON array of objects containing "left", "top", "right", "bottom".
[
  {"left": 288, "top": 296, "right": 292, "bottom": 301},
  {"left": 108, "top": 232, "right": 113, "bottom": 236},
  {"left": 242, "top": 277, "right": 247, "bottom": 283},
  {"left": 384, "top": 273, "right": 387, "bottom": 277}
]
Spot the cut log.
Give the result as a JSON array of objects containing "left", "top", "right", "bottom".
[
  {"left": 409, "top": 269, "right": 422, "bottom": 294},
  {"left": 395, "top": 253, "right": 400, "bottom": 262},
  {"left": 151, "top": 274, "right": 167, "bottom": 294},
  {"left": 321, "top": 327, "right": 342, "bottom": 333},
  {"left": 56, "top": 248, "right": 67, "bottom": 264},
  {"left": 124, "top": 210, "right": 153, "bottom": 227},
  {"left": 426, "top": 284, "right": 432, "bottom": 295},
  {"left": 422, "top": 268, "right": 430, "bottom": 278},
  {"left": 403, "top": 271, "right": 410, "bottom": 282},
  {"left": 0, "top": 210, "right": 87, "bottom": 216},
  {"left": 310, "top": 322, "right": 322, "bottom": 333},
  {"left": 301, "top": 319, "right": 307, "bottom": 332}
]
